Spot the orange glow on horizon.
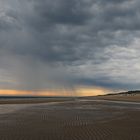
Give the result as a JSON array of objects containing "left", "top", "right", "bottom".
[
  {"left": 0, "top": 87, "right": 112, "bottom": 96},
  {"left": 75, "top": 86, "right": 111, "bottom": 96},
  {"left": 0, "top": 90, "right": 34, "bottom": 96}
]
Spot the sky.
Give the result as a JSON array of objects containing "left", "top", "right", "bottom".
[{"left": 0, "top": 0, "right": 140, "bottom": 96}]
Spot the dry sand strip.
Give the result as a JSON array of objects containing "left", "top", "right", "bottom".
[
  {"left": 97, "top": 95, "right": 140, "bottom": 103},
  {"left": 0, "top": 99, "right": 140, "bottom": 140}
]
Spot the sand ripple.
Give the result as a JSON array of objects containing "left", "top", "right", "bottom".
[{"left": 0, "top": 99, "right": 140, "bottom": 140}]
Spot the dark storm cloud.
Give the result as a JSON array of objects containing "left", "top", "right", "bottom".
[
  {"left": 32, "top": 0, "right": 91, "bottom": 25},
  {"left": 1, "top": 0, "right": 140, "bottom": 91},
  {"left": 0, "top": 9, "right": 19, "bottom": 31}
]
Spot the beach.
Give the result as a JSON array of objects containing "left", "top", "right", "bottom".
[{"left": 0, "top": 97, "right": 140, "bottom": 140}]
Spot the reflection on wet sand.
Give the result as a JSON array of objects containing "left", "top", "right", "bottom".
[{"left": 0, "top": 98, "right": 140, "bottom": 140}]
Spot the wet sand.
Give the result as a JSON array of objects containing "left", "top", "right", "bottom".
[
  {"left": 0, "top": 98, "right": 140, "bottom": 140},
  {"left": 0, "top": 97, "right": 72, "bottom": 104}
]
